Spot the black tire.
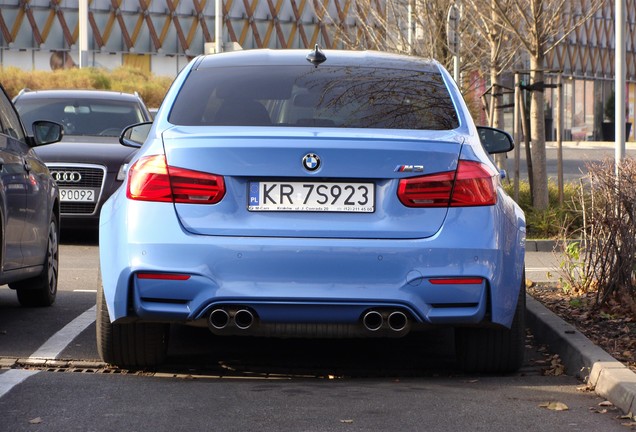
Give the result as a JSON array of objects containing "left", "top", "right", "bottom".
[
  {"left": 96, "top": 277, "right": 169, "bottom": 368},
  {"left": 11, "top": 216, "right": 59, "bottom": 307},
  {"left": 455, "top": 278, "right": 526, "bottom": 373}
]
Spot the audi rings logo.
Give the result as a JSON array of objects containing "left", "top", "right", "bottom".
[{"left": 51, "top": 171, "right": 82, "bottom": 183}]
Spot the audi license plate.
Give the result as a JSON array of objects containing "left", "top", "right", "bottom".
[
  {"left": 248, "top": 181, "right": 374, "bottom": 212},
  {"left": 60, "top": 188, "right": 96, "bottom": 202}
]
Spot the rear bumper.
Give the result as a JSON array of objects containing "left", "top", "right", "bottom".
[
  {"left": 99, "top": 197, "right": 525, "bottom": 331},
  {"left": 131, "top": 272, "right": 490, "bottom": 326}
]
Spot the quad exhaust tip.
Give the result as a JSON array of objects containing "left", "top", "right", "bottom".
[
  {"left": 362, "top": 309, "right": 409, "bottom": 333},
  {"left": 362, "top": 310, "right": 384, "bottom": 331},
  {"left": 209, "top": 308, "right": 230, "bottom": 329},
  {"left": 208, "top": 307, "right": 255, "bottom": 331},
  {"left": 234, "top": 309, "right": 254, "bottom": 330},
  {"left": 387, "top": 311, "right": 408, "bottom": 332}
]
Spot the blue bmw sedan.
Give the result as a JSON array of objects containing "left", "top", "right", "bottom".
[{"left": 98, "top": 48, "right": 526, "bottom": 372}]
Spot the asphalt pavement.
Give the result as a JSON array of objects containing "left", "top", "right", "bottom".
[{"left": 525, "top": 242, "right": 636, "bottom": 417}]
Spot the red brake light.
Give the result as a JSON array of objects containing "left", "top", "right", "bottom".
[
  {"left": 127, "top": 154, "right": 225, "bottom": 204},
  {"left": 397, "top": 171, "right": 454, "bottom": 207},
  {"left": 397, "top": 160, "right": 497, "bottom": 208},
  {"left": 451, "top": 161, "right": 497, "bottom": 206}
]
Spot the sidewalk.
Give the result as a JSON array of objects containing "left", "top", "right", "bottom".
[
  {"left": 525, "top": 246, "right": 636, "bottom": 416},
  {"left": 546, "top": 140, "right": 636, "bottom": 150}
]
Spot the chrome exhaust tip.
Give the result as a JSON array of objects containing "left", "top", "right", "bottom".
[
  {"left": 362, "top": 310, "right": 383, "bottom": 331},
  {"left": 234, "top": 309, "right": 255, "bottom": 330},
  {"left": 209, "top": 308, "right": 230, "bottom": 329},
  {"left": 387, "top": 311, "right": 408, "bottom": 332}
]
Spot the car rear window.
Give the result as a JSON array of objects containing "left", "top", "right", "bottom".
[
  {"left": 168, "top": 66, "right": 459, "bottom": 130},
  {"left": 15, "top": 97, "right": 146, "bottom": 137}
]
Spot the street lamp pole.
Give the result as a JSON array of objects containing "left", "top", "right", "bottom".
[
  {"left": 215, "top": 0, "right": 223, "bottom": 53},
  {"left": 447, "top": 3, "right": 460, "bottom": 83},
  {"left": 79, "top": 0, "right": 88, "bottom": 67},
  {"left": 615, "top": 0, "right": 626, "bottom": 175}
]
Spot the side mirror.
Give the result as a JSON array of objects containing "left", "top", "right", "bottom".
[
  {"left": 120, "top": 122, "right": 152, "bottom": 148},
  {"left": 477, "top": 126, "right": 514, "bottom": 154},
  {"left": 31, "top": 120, "right": 63, "bottom": 146}
]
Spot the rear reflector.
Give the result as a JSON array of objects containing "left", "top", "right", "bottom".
[
  {"left": 429, "top": 277, "right": 484, "bottom": 285},
  {"left": 127, "top": 154, "right": 225, "bottom": 204},
  {"left": 397, "top": 160, "right": 497, "bottom": 207},
  {"left": 137, "top": 273, "right": 191, "bottom": 281}
]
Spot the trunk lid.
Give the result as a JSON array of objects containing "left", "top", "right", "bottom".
[{"left": 162, "top": 127, "right": 463, "bottom": 239}]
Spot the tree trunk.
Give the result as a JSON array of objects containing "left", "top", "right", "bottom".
[
  {"left": 490, "top": 0, "right": 507, "bottom": 172},
  {"left": 491, "top": 68, "right": 507, "bottom": 171},
  {"left": 530, "top": 55, "right": 549, "bottom": 210}
]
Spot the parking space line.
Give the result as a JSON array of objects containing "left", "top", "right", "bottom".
[
  {"left": 0, "top": 370, "right": 39, "bottom": 399},
  {"left": 29, "top": 305, "right": 96, "bottom": 360},
  {"left": 0, "top": 305, "right": 96, "bottom": 400}
]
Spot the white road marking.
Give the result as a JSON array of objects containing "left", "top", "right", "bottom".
[
  {"left": 29, "top": 305, "right": 96, "bottom": 359},
  {"left": 0, "top": 370, "right": 40, "bottom": 399},
  {"left": 0, "top": 305, "right": 96, "bottom": 399}
]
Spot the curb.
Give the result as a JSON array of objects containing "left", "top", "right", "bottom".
[
  {"left": 526, "top": 294, "right": 636, "bottom": 415},
  {"left": 526, "top": 240, "right": 558, "bottom": 253}
]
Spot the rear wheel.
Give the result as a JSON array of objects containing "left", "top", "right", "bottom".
[
  {"left": 11, "top": 216, "right": 59, "bottom": 307},
  {"left": 455, "top": 277, "right": 526, "bottom": 373},
  {"left": 96, "top": 276, "right": 169, "bottom": 368}
]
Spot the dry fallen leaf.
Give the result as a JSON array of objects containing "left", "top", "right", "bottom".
[
  {"left": 543, "top": 355, "right": 565, "bottom": 376},
  {"left": 598, "top": 400, "right": 613, "bottom": 407},
  {"left": 340, "top": 419, "right": 354, "bottom": 424},
  {"left": 539, "top": 401, "right": 569, "bottom": 411},
  {"left": 28, "top": 417, "right": 43, "bottom": 424}
]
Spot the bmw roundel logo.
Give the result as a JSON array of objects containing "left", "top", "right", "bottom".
[{"left": 302, "top": 153, "right": 321, "bottom": 171}]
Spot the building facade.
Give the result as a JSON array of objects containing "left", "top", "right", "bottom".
[{"left": 0, "top": 0, "right": 634, "bottom": 141}]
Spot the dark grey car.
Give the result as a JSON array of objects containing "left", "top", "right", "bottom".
[
  {"left": 0, "top": 83, "right": 62, "bottom": 306},
  {"left": 13, "top": 90, "right": 152, "bottom": 229}
]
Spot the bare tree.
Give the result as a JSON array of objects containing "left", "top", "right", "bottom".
[
  {"left": 462, "top": 0, "right": 518, "bottom": 170},
  {"left": 329, "top": 0, "right": 491, "bottom": 107},
  {"left": 484, "top": 0, "right": 604, "bottom": 209},
  {"left": 332, "top": 0, "right": 603, "bottom": 211}
]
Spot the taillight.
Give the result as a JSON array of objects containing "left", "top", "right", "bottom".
[
  {"left": 127, "top": 154, "right": 225, "bottom": 204},
  {"left": 398, "top": 160, "right": 497, "bottom": 207}
]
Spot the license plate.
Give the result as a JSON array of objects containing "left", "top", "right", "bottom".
[
  {"left": 248, "top": 181, "right": 374, "bottom": 212},
  {"left": 60, "top": 188, "right": 96, "bottom": 202}
]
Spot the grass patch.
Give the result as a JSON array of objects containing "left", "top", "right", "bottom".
[{"left": 503, "top": 180, "right": 583, "bottom": 239}]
